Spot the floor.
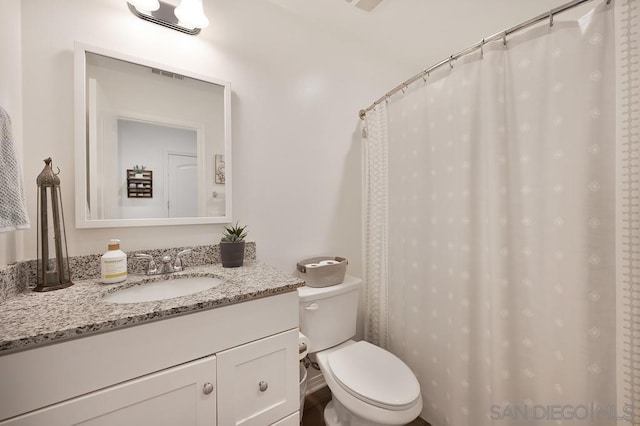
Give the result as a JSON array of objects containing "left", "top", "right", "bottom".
[{"left": 301, "top": 386, "right": 430, "bottom": 426}]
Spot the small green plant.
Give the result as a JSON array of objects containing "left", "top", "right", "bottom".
[
  {"left": 221, "top": 221, "right": 248, "bottom": 242},
  {"left": 133, "top": 165, "right": 146, "bottom": 173}
]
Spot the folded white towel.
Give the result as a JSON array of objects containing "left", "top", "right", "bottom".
[{"left": 0, "top": 107, "right": 30, "bottom": 233}]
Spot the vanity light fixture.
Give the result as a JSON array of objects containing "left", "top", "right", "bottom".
[
  {"left": 175, "top": 0, "right": 209, "bottom": 29},
  {"left": 127, "top": 0, "right": 209, "bottom": 35}
]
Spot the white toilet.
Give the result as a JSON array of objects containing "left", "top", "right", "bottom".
[{"left": 298, "top": 275, "right": 422, "bottom": 425}]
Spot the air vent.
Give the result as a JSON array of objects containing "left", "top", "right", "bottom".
[
  {"left": 344, "top": 0, "right": 383, "bottom": 12},
  {"left": 151, "top": 68, "right": 184, "bottom": 80}
]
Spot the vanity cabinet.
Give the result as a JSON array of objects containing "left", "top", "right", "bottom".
[{"left": 0, "top": 292, "right": 299, "bottom": 425}]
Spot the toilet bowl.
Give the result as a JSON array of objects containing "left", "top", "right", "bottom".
[
  {"left": 298, "top": 276, "right": 423, "bottom": 426},
  {"left": 317, "top": 340, "right": 422, "bottom": 425}
]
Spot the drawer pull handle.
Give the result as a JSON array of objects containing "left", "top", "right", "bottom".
[
  {"left": 305, "top": 303, "right": 319, "bottom": 311},
  {"left": 258, "top": 381, "right": 269, "bottom": 392},
  {"left": 203, "top": 382, "right": 214, "bottom": 395}
]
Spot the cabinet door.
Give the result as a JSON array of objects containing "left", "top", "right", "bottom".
[
  {"left": 0, "top": 355, "right": 216, "bottom": 426},
  {"left": 217, "top": 329, "right": 298, "bottom": 426}
]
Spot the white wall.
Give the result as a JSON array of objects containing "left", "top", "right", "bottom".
[
  {"left": 0, "top": 0, "right": 25, "bottom": 267},
  {"left": 270, "top": 0, "right": 597, "bottom": 72}
]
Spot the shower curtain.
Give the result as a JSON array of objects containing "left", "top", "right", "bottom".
[{"left": 363, "top": 3, "right": 624, "bottom": 425}]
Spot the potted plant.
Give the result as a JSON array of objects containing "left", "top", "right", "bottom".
[
  {"left": 220, "top": 221, "right": 248, "bottom": 268},
  {"left": 133, "top": 165, "right": 146, "bottom": 178}
]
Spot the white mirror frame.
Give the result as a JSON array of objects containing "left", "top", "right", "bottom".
[{"left": 73, "top": 42, "right": 232, "bottom": 228}]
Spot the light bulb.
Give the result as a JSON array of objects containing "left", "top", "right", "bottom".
[
  {"left": 174, "top": 0, "right": 209, "bottom": 29},
  {"left": 128, "top": 0, "right": 160, "bottom": 12}
]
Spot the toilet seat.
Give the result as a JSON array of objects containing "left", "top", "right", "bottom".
[{"left": 326, "top": 341, "right": 421, "bottom": 410}]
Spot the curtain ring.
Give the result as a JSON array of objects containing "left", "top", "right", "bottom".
[
  {"left": 480, "top": 38, "right": 485, "bottom": 58},
  {"left": 422, "top": 71, "right": 429, "bottom": 82},
  {"left": 449, "top": 56, "right": 454, "bottom": 68},
  {"left": 549, "top": 10, "right": 554, "bottom": 27},
  {"left": 401, "top": 84, "right": 408, "bottom": 94},
  {"left": 503, "top": 31, "right": 507, "bottom": 46}
]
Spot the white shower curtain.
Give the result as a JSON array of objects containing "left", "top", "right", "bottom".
[{"left": 363, "top": 3, "right": 620, "bottom": 425}]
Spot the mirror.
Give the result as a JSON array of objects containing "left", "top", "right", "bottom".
[{"left": 74, "top": 43, "right": 231, "bottom": 228}]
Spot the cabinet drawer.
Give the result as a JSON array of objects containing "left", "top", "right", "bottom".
[
  {"left": 0, "top": 355, "right": 216, "bottom": 426},
  {"left": 216, "top": 329, "right": 298, "bottom": 426}
]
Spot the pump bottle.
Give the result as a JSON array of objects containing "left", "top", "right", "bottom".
[{"left": 100, "top": 239, "right": 127, "bottom": 284}]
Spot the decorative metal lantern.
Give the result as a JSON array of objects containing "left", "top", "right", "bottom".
[{"left": 35, "top": 158, "right": 73, "bottom": 292}]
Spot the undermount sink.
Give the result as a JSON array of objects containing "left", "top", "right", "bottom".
[{"left": 103, "top": 276, "right": 223, "bottom": 304}]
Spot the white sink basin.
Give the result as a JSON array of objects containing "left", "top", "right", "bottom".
[{"left": 103, "top": 276, "right": 223, "bottom": 304}]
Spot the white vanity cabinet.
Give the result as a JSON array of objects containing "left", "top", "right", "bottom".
[{"left": 0, "top": 291, "right": 299, "bottom": 426}]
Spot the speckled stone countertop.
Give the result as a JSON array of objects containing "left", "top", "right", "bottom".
[{"left": 0, "top": 260, "right": 304, "bottom": 354}]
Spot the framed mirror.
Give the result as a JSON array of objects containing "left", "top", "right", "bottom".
[{"left": 74, "top": 42, "right": 231, "bottom": 228}]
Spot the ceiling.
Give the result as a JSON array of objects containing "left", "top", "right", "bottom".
[{"left": 265, "top": 0, "right": 596, "bottom": 72}]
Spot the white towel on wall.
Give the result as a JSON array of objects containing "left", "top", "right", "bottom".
[{"left": 0, "top": 106, "right": 30, "bottom": 233}]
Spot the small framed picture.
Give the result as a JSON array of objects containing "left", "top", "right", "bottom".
[{"left": 215, "top": 154, "right": 225, "bottom": 184}]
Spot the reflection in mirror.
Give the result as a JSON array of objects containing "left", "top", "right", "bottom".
[
  {"left": 74, "top": 44, "right": 231, "bottom": 228},
  {"left": 117, "top": 119, "right": 201, "bottom": 219}
]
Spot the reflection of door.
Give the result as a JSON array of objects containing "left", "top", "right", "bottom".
[
  {"left": 88, "top": 78, "right": 117, "bottom": 220},
  {"left": 167, "top": 153, "right": 197, "bottom": 218}
]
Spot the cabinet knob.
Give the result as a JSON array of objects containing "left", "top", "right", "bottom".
[
  {"left": 258, "top": 381, "right": 269, "bottom": 392},
  {"left": 203, "top": 382, "right": 214, "bottom": 395}
]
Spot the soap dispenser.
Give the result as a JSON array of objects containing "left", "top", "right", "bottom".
[{"left": 100, "top": 239, "right": 127, "bottom": 284}]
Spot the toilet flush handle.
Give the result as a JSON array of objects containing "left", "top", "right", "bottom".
[{"left": 305, "top": 303, "right": 319, "bottom": 311}]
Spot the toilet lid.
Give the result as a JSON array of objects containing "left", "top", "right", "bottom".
[{"left": 327, "top": 341, "right": 421, "bottom": 410}]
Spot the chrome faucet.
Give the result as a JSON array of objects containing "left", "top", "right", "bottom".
[
  {"left": 172, "top": 249, "right": 191, "bottom": 271},
  {"left": 135, "top": 253, "right": 158, "bottom": 275},
  {"left": 136, "top": 249, "right": 192, "bottom": 275}
]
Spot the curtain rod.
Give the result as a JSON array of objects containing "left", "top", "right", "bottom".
[{"left": 358, "top": 0, "right": 607, "bottom": 120}]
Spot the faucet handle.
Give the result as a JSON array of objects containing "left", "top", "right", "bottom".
[
  {"left": 174, "top": 249, "right": 192, "bottom": 271},
  {"left": 136, "top": 253, "right": 158, "bottom": 275}
]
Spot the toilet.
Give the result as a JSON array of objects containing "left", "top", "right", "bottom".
[{"left": 298, "top": 275, "right": 422, "bottom": 425}]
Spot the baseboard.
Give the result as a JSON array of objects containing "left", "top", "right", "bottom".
[{"left": 306, "top": 372, "right": 327, "bottom": 395}]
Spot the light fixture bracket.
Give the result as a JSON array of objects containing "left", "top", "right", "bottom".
[{"left": 128, "top": 1, "right": 201, "bottom": 35}]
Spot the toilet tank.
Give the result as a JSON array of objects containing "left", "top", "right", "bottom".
[{"left": 298, "top": 275, "right": 362, "bottom": 353}]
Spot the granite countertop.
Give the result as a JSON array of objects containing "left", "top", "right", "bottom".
[{"left": 0, "top": 261, "right": 304, "bottom": 354}]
